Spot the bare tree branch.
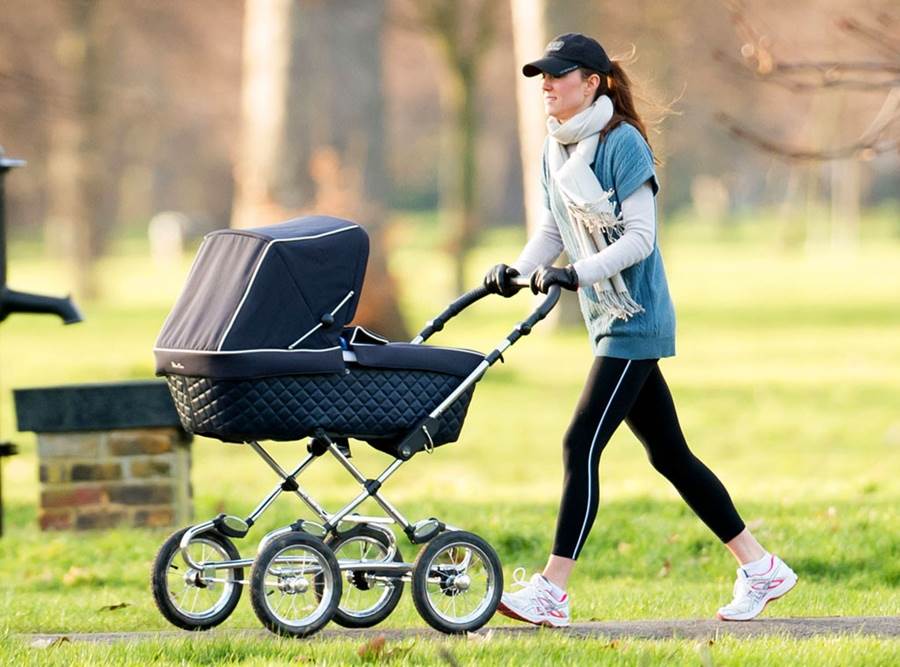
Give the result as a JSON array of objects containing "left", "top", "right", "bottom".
[
  {"left": 716, "top": 4, "right": 900, "bottom": 161},
  {"left": 713, "top": 50, "right": 900, "bottom": 92},
  {"left": 716, "top": 112, "right": 899, "bottom": 161},
  {"left": 837, "top": 16, "right": 900, "bottom": 59}
]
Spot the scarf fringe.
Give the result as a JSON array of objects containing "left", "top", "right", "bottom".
[
  {"left": 582, "top": 289, "right": 645, "bottom": 322},
  {"left": 565, "top": 202, "right": 627, "bottom": 243}
]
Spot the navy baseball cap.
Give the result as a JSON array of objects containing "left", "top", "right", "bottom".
[{"left": 523, "top": 33, "right": 612, "bottom": 77}]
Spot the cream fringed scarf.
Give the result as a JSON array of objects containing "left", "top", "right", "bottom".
[{"left": 546, "top": 95, "right": 644, "bottom": 322}]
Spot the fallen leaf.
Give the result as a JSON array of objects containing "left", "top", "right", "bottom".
[
  {"left": 616, "top": 542, "right": 632, "bottom": 554},
  {"left": 604, "top": 640, "right": 620, "bottom": 649},
  {"left": 30, "top": 636, "right": 70, "bottom": 649},
  {"left": 98, "top": 602, "right": 130, "bottom": 612},
  {"left": 657, "top": 558, "right": 672, "bottom": 578},
  {"left": 358, "top": 635, "right": 386, "bottom": 659},
  {"left": 666, "top": 533, "right": 680, "bottom": 544}
]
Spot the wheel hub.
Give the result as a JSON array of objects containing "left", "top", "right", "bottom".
[
  {"left": 280, "top": 576, "right": 309, "bottom": 594},
  {"left": 184, "top": 568, "right": 209, "bottom": 589},
  {"left": 438, "top": 569, "right": 467, "bottom": 597},
  {"left": 452, "top": 574, "right": 471, "bottom": 592}
]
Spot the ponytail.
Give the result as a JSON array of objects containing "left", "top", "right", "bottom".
[{"left": 580, "top": 60, "right": 659, "bottom": 163}]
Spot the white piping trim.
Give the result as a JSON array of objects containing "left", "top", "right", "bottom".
[
  {"left": 571, "top": 360, "right": 632, "bottom": 559},
  {"left": 216, "top": 225, "right": 359, "bottom": 351},
  {"left": 348, "top": 326, "right": 390, "bottom": 346},
  {"left": 154, "top": 346, "right": 341, "bottom": 355},
  {"left": 288, "top": 290, "right": 355, "bottom": 349}
]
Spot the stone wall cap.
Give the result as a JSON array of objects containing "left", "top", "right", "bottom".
[{"left": 14, "top": 380, "right": 186, "bottom": 434}]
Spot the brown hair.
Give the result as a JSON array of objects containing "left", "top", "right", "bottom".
[{"left": 580, "top": 61, "right": 659, "bottom": 163}]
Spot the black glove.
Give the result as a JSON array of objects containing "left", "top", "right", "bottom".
[
  {"left": 483, "top": 263, "right": 520, "bottom": 298},
  {"left": 530, "top": 265, "right": 579, "bottom": 294}
]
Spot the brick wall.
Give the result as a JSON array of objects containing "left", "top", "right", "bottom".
[{"left": 37, "top": 427, "right": 191, "bottom": 531}]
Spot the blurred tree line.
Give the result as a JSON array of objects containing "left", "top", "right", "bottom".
[{"left": 0, "top": 0, "right": 896, "bottom": 316}]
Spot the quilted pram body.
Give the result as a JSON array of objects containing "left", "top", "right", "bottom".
[{"left": 154, "top": 216, "right": 483, "bottom": 454}]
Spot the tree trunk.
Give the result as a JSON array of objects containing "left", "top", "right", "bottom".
[
  {"left": 232, "top": 0, "right": 406, "bottom": 338},
  {"left": 45, "top": 0, "right": 108, "bottom": 300},
  {"left": 452, "top": 61, "right": 479, "bottom": 295},
  {"left": 231, "top": 0, "right": 293, "bottom": 229},
  {"left": 510, "top": 0, "right": 546, "bottom": 238}
]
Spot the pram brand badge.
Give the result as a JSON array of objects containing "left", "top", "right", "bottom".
[{"left": 170, "top": 361, "right": 185, "bottom": 370}]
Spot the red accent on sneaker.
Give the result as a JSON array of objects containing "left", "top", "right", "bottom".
[
  {"left": 497, "top": 602, "right": 564, "bottom": 628},
  {"left": 750, "top": 577, "right": 784, "bottom": 591}
]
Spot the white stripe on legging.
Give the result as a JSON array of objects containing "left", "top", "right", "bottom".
[{"left": 570, "top": 359, "right": 632, "bottom": 559}]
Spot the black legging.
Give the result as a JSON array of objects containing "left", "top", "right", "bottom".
[{"left": 553, "top": 356, "right": 745, "bottom": 559}]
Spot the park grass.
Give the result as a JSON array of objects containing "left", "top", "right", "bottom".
[
  {"left": 3, "top": 634, "right": 900, "bottom": 667},
  {"left": 0, "top": 213, "right": 898, "bottom": 664}
]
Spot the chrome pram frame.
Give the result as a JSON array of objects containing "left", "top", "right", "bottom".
[{"left": 151, "top": 279, "right": 560, "bottom": 637}]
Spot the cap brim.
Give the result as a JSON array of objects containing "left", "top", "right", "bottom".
[{"left": 522, "top": 56, "right": 580, "bottom": 77}]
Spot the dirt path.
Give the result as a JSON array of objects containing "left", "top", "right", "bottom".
[{"left": 21, "top": 616, "right": 900, "bottom": 646}]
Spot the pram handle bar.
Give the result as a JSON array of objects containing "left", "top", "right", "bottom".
[
  {"left": 411, "top": 285, "right": 491, "bottom": 344},
  {"left": 411, "top": 275, "right": 557, "bottom": 345}
]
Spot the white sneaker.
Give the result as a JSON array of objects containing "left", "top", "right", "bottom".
[
  {"left": 717, "top": 554, "right": 798, "bottom": 621},
  {"left": 497, "top": 568, "right": 570, "bottom": 628}
]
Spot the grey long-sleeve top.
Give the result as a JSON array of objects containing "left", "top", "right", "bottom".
[{"left": 511, "top": 181, "right": 656, "bottom": 286}]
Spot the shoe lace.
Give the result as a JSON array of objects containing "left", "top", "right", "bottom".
[
  {"left": 508, "top": 567, "right": 561, "bottom": 615},
  {"left": 510, "top": 567, "right": 531, "bottom": 590}
]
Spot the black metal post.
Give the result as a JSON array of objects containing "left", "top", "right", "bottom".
[
  {"left": 0, "top": 442, "right": 18, "bottom": 537},
  {"left": 0, "top": 149, "right": 25, "bottom": 289}
]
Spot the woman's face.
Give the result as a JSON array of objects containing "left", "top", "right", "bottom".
[{"left": 542, "top": 70, "right": 596, "bottom": 122}]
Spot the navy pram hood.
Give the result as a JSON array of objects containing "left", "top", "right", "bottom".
[{"left": 155, "top": 216, "right": 368, "bottom": 378}]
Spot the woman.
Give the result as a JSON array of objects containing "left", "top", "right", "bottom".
[{"left": 484, "top": 33, "right": 797, "bottom": 627}]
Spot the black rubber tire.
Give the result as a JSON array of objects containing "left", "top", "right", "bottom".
[
  {"left": 151, "top": 527, "right": 243, "bottom": 631},
  {"left": 411, "top": 530, "right": 503, "bottom": 634},
  {"left": 325, "top": 525, "right": 405, "bottom": 628},
  {"left": 250, "top": 531, "right": 342, "bottom": 638}
]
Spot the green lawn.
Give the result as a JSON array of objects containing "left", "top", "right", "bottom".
[{"left": 1, "top": 214, "right": 898, "bottom": 664}]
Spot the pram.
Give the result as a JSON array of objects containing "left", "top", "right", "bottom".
[{"left": 150, "top": 215, "right": 560, "bottom": 637}]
